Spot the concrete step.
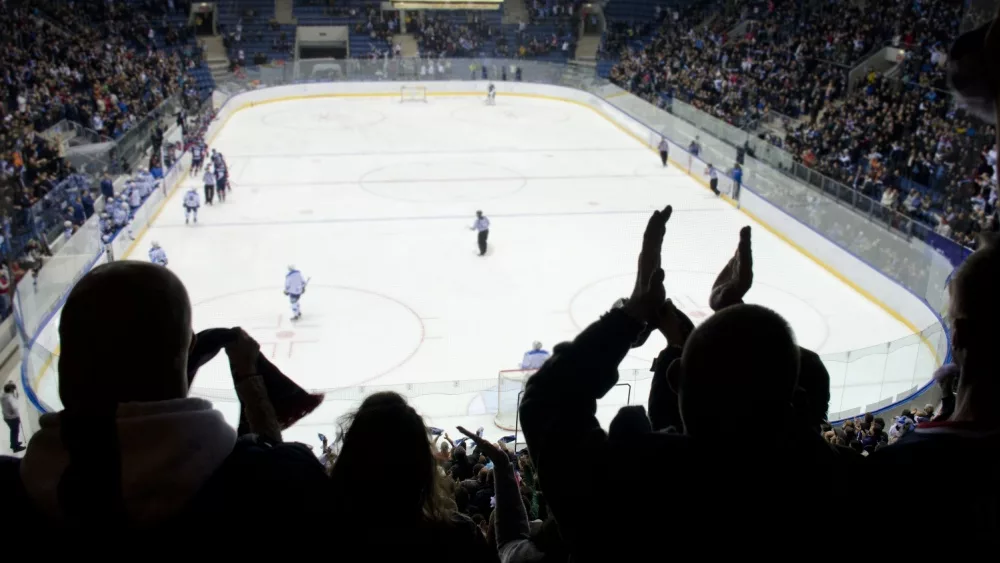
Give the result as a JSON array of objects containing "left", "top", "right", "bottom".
[
  {"left": 503, "top": 0, "right": 529, "bottom": 24},
  {"left": 393, "top": 34, "right": 419, "bottom": 58},
  {"left": 275, "top": 0, "right": 297, "bottom": 25}
]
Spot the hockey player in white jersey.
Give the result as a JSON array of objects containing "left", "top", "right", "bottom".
[
  {"left": 111, "top": 200, "right": 130, "bottom": 230},
  {"left": 136, "top": 167, "right": 155, "bottom": 195},
  {"left": 284, "top": 265, "right": 307, "bottom": 320},
  {"left": 128, "top": 182, "right": 142, "bottom": 210},
  {"left": 121, "top": 201, "right": 136, "bottom": 239},
  {"left": 149, "top": 241, "right": 168, "bottom": 266},
  {"left": 521, "top": 341, "right": 550, "bottom": 370},
  {"left": 486, "top": 82, "right": 496, "bottom": 105},
  {"left": 183, "top": 187, "right": 200, "bottom": 224}
]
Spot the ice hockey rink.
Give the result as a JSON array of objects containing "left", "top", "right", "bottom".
[{"left": 121, "top": 94, "right": 930, "bottom": 443}]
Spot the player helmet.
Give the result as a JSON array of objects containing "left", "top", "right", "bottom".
[
  {"left": 151, "top": 241, "right": 160, "bottom": 248},
  {"left": 64, "top": 220, "right": 72, "bottom": 227},
  {"left": 532, "top": 341, "right": 542, "bottom": 350},
  {"left": 288, "top": 264, "right": 296, "bottom": 271}
]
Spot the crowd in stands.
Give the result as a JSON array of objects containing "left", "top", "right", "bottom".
[
  {"left": 0, "top": 0, "right": 209, "bottom": 318},
  {"left": 526, "top": 0, "right": 584, "bottom": 21},
  {"left": 413, "top": 10, "right": 576, "bottom": 60},
  {"left": 603, "top": 0, "right": 996, "bottom": 250},
  {"left": 413, "top": 12, "right": 496, "bottom": 59}
]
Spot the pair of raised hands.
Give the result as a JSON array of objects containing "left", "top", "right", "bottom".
[{"left": 623, "top": 206, "right": 754, "bottom": 348}]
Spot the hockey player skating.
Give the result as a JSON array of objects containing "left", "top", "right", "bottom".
[
  {"left": 486, "top": 82, "right": 496, "bottom": 105},
  {"left": 203, "top": 166, "right": 216, "bottom": 205},
  {"left": 470, "top": 210, "right": 490, "bottom": 256},
  {"left": 521, "top": 341, "right": 550, "bottom": 370},
  {"left": 149, "top": 241, "right": 168, "bottom": 266},
  {"left": 214, "top": 158, "right": 228, "bottom": 202},
  {"left": 183, "top": 187, "right": 201, "bottom": 224},
  {"left": 284, "top": 265, "right": 308, "bottom": 320}
]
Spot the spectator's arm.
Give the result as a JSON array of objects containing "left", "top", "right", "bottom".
[
  {"left": 234, "top": 374, "right": 282, "bottom": 443},
  {"left": 519, "top": 308, "right": 645, "bottom": 549},
  {"left": 457, "top": 427, "right": 542, "bottom": 561},
  {"left": 648, "top": 344, "right": 683, "bottom": 431},
  {"left": 226, "top": 329, "right": 282, "bottom": 443}
]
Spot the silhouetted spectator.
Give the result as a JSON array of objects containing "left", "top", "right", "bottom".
[
  {"left": 0, "top": 262, "right": 329, "bottom": 534},
  {"left": 328, "top": 391, "right": 497, "bottom": 561}
]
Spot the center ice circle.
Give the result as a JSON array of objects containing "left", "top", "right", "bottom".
[
  {"left": 188, "top": 285, "right": 424, "bottom": 394},
  {"left": 259, "top": 105, "right": 387, "bottom": 131},
  {"left": 569, "top": 271, "right": 831, "bottom": 352},
  {"left": 359, "top": 161, "right": 527, "bottom": 202}
]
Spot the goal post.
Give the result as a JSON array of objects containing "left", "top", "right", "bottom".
[
  {"left": 400, "top": 85, "right": 428, "bottom": 103},
  {"left": 494, "top": 368, "right": 536, "bottom": 431}
]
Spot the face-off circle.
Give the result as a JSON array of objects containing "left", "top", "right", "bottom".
[{"left": 188, "top": 285, "right": 424, "bottom": 395}]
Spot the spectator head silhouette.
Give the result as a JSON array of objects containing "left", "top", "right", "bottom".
[
  {"left": 948, "top": 235, "right": 1000, "bottom": 421},
  {"left": 671, "top": 304, "right": 799, "bottom": 438},
  {"left": 330, "top": 391, "right": 451, "bottom": 521},
  {"left": 59, "top": 261, "right": 192, "bottom": 410}
]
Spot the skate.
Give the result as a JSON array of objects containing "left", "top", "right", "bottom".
[
  {"left": 185, "top": 216, "right": 189, "bottom": 224},
  {"left": 291, "top": 313, "right": 302, "bottom": 321}
]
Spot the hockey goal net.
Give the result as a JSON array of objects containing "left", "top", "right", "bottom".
[
  {"left": 400, "top": 85, "right": 428, "bottom": 103},
  {"left": 494, "top": 369, "right": 536, "bottom": 431}
]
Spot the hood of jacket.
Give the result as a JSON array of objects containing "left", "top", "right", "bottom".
[{"left": 19, "top": 397, "right": 236, "bottom": 523}]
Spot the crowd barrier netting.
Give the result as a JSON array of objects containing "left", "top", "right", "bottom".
[{"left": 15, "top": 57, "right": 960, "bottom": 434}]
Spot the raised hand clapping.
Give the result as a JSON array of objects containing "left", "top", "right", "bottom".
[{"left": 709, "top": 226, "right": 753, "bottom": 312}]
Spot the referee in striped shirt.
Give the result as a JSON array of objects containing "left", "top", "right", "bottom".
[
  {"left": 705, "top": 163, "right": 720, "bottom": 196},
  {"left": 658, "top": 137, "right": 669, "bottom": 167},
  {"left": 471, "top": 210, "right": 490, "bottom": 256}
]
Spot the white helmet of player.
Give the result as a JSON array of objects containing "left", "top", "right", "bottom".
[
  {"left": 64, "top": 220, "right": 72, "bottom": 227},
  {"left": 288, "top": 264, "right": 296, "bottom": 271},
  {"left": 532, "top": 341, "right": 542, "bottom": 351},
  {"left": 151, "top": 241, "right": 160, "bottom": 248},
  {"left": 101, "top": 212, "right": 109, "bottom": 219}
]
